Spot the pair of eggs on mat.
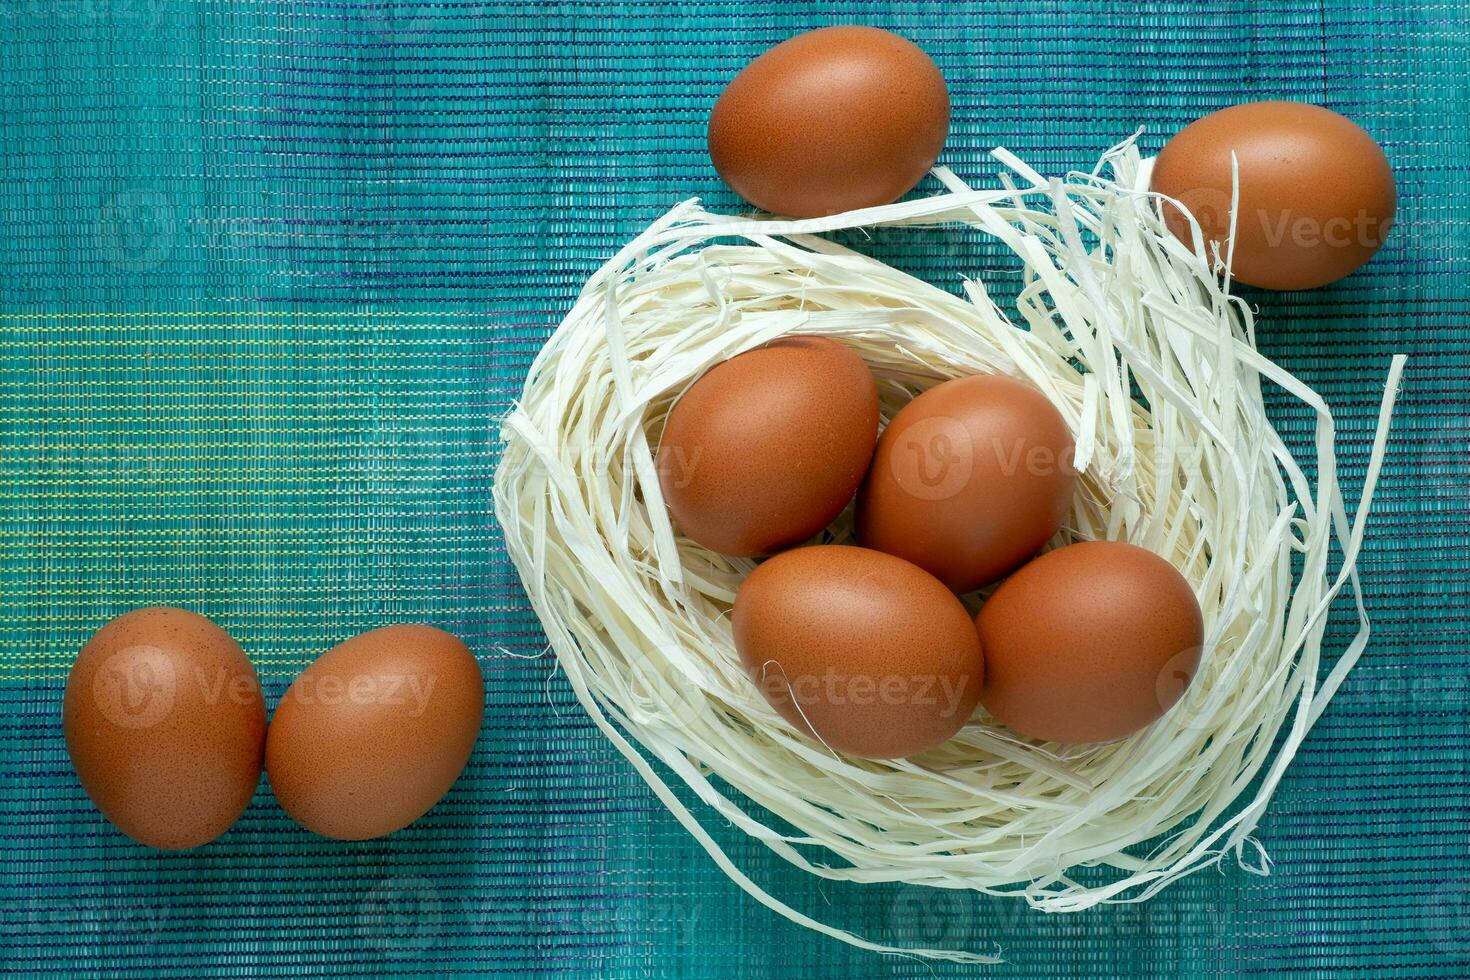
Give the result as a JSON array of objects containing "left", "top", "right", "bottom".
[
  {"left": 657, "top": 337, "right": 1204, "bottom": 758},
  {"left": 63, "top": 608, "right": 484, "bottom": 850}
]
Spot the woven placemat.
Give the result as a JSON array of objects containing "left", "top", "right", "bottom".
[{"left": 1, "top": 2, "right": 1466, "bottom": 976}]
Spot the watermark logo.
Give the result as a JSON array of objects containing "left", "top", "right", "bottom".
[
  {"left": 92, "top": 645, "right": 176, "bottom": 729},
  {"left": 888, "top": 415, "right": 973, "bottom": 501},
  {"left": 655, "top": 445, "right": 704, "bottom": 491},
  {"left": 1254, "top": 207, "right": 1392, "bottom": 252},
  {"left": 750, "top": 664, "right": 973, "bottom": 720},
  {"left": 1423, "top": 877, "right": 1470, "bottom": 957},
  {"left": 0, "top": 1, "right": 168, "bottom": 29},
  {"left": 1161, "top": 185, "right": 1234, "bottom": 245},
  {"left": 647, "top": 657, "right": 710, "bottom": 730},
  {"left": 90, "top": 653, "right": 266, "bottom": 729},
  {"left": 95, "top": 188, "right": 175, "bottom": 272},
  {"left": 886, "top": 884, "right": 977, "bottom": 950},
  {"left": 359, "top": 1, "right": 433, "bottom": 40},
  {"left": 282, "top": 671, "right": 437, "bottom": 718},
  {"left": 357, "top": 876, "right": 444, "bottom": 958},
  {"left": 19, "top": 894, "right": 166, "bottom": 948},
  {"left": 1161, "top": 185, "right": 1391, "bottom": 253},
  {"left": 885, "top": 420, "right": 1076, "bottom": 504},
  {"left": 1155, "top": 645, "right": 1209, "bottom": 733}
]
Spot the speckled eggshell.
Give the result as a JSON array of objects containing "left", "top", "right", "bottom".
[
  {"left": 976, "top": 541, "right": 1205, "bottom": 744},
  {"left": 656, "top": 336, "right": 878, "bottom": 557},
  {"left": 62, "top": 607, "right": 266, "bottom": 850},
  {"left": 708, "top": 25, "right": 950, "bottom": 217},
  {"left": 732, "top": 545, "right": 984, "bottom": 759},
  {"left": 266, "top": 624, "right": 485, "bottom": 841},
  {"left": 857, "top": 374, "right": 1076, "bottom": 593},
  {"left": 1151, "top": 101, "right": 1396, "bottom": 290}
]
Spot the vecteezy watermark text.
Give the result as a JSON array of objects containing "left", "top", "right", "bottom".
[{"left": 751, "top": 665, "right": 971, "bottom": 719}]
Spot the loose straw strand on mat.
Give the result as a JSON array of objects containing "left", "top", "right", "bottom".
[{"left": 493, "top": 138, "right": 1405, "bottom": 962}]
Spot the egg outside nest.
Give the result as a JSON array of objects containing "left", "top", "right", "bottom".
[
  {"left": 266, "top": 624, "right": 485, "bottom": 841},
  {"left": 1151, "top": 100, "right": 1395, "bottom": 290},
  {"left": 708, "top": 25, "right": 951, "bottom": 217},
  {"left": 63, "top": 607, "right": 266, "bottom": 851}
]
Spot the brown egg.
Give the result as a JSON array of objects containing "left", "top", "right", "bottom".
[
  {"left": 976, "top": 541, "right": 1204, "bottom": 744},
  {"left": 708, "top": 26, "right": 950, "bottom": 217},
  {"left": 266, "top": 624, "right": 484, "bottom": 841},
  {"left": 857, "top": 374, "right": 1076, "bottom": 593},
  {"left": 1151, "top": 101, "right": 1396, "bottom": 290},
  {"left": 733, "top": 545, "right": 983, "bottom": 758},
  {"left": 62, "top": 607, "right": 266, "bottom": 850},
  {"left": 657, "top": 336, "right": 878, "bottom": 556}
]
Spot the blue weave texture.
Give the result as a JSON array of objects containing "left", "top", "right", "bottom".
[{"left": 1, "top": 2, "right": 1467, "bottom": 977}]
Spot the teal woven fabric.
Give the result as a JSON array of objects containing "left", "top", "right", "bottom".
[{"left": 1, "top": 2, "right": 1466, "bottom": 976}]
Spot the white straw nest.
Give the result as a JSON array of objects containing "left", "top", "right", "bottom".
[{"left": 493, "top": 138, "right": 1405, "bottom": 963}]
